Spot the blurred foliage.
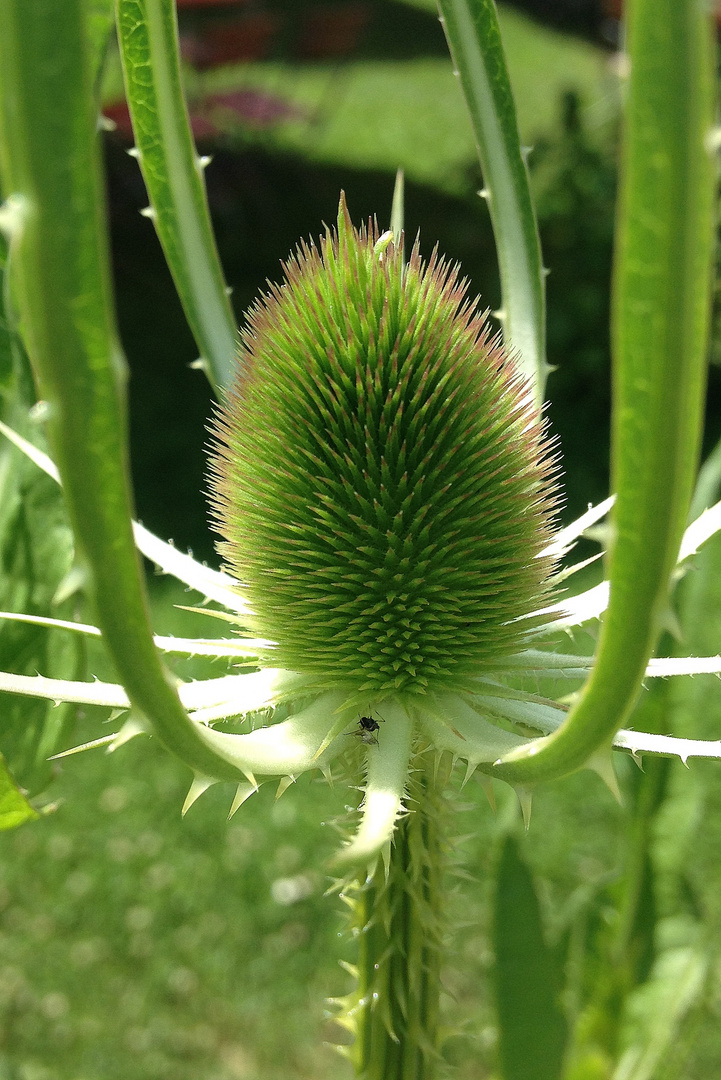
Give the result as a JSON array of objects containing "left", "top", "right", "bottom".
[
  {"left": 173, "top": 4, "right": 613, "bottom": 192},
  {"left": 0, "top": 236, "right": 82, "bottom": 807},
  {"left": 0, "top": 708, "right": 347, "bottom": 1079}
]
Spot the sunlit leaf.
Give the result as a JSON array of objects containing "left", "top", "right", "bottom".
[{"left": 0, "top": 749, "right": 37, "bottom": 830}]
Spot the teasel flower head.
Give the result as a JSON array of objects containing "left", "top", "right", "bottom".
[
  {"left": 209, "top": 196, "right": 559, "bottom": 701},
  {"left": 204, "top": 196, "right": 561, "bottom": 863}
]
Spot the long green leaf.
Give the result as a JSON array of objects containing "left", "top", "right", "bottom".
[
  {"left": 437, "top": 0, "right": 547, "bottom": 406},
  {"left": 0, "top": 0, "right": 244, "bottom": 783},
  {"left": 116, "top": 0, "right": 237, "bottom": 394},
  {"left": 493, "top": 835, "right": 567, "bottom": 1080},
  {"left": 493, "top": 0, "right": 716, "bottom": 785}
]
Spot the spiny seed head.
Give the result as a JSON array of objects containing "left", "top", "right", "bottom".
[{"left": 209, "top": 196, "right": 559, "bottom": 698}]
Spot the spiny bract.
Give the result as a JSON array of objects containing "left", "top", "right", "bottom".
[{"left": 209, "top": 196, "right": 559, "bottom": 698}]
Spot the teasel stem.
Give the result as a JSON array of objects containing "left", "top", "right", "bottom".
[{"left": 336, "top": 750, "right": 449, "bottom": 1079}]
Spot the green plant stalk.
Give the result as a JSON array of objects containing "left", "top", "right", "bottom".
[
  {"left": 116, "top": 0, "right": 237, "bottom": 395},
  {"left": 492, "top": 0, "right": 716, "bottom": 785},
  {"left": 437, "top": 0, "right": 547, "bottom": 407},
  {"left": 336, "top": 752, "right": 446, "bottom": 1079},
  {"left": 612, "top": 678, "right": 669, "bottom": 980},
  {"left": 0, "top": 0, "right": 242, "bottom": 782}
]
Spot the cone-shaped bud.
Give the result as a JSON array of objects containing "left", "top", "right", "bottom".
[{"left": 209, "top": 196, "right": 558, "bottom": 697}]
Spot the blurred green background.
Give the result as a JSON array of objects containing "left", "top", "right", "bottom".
[{"left": 2, "top": 2, "right": 721, "bottom": 1078}]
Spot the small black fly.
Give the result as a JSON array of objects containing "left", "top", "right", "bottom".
[{"left": 355, "top": 713, "right": 384, "bottom": 746}]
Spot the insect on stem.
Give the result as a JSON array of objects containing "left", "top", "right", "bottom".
[{"left": 355, "top": 712, "right": 385, "bottom": 745}]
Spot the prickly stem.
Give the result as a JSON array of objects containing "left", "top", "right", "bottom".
[{"left": 334, "top": 751, "right": 446, "bottom": 1078}]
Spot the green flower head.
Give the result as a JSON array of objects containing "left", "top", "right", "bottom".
[{"left": 209, "top": 195, "right": 559, "bottom": 702}]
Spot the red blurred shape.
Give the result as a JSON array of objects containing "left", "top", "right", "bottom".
[
  {"left": 206, "top": 88, "right": 304, "bottom": 127},
  {"left": 103, "top": 83, "right": 302, "bottom": 143},
  {"left": 175, "top": 1, "right": 373, "bottom": 68},
  {"left": 297, "top": 3, "right": 370, "bottom": 59},
  {"left": 180, "top": 11, "right": 280, "bottom": 67}
]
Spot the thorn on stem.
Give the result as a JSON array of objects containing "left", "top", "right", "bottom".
[{"left": 515, "top": 786, "right": 532, "bottom": 829}]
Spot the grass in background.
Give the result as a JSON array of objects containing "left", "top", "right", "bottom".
[
  {"left": 0, "top": 581, "right": 348, "bottom": 1080},
  {"left": 0, "top": 733, "right": 344, "bottom": 1080}
]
